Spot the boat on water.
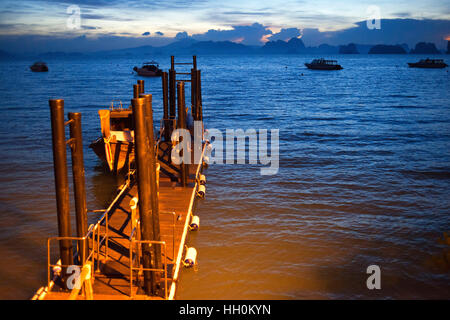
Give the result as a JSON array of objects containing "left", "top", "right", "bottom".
[
  {"left": 305, "top": 58, "right": 343, "bottom": 70},
  {"left": 30, "top": 62, "right": 48, "bottom": 72},
  {"left": 133, "top": 61, "right": 163, "bottom": 77},
  {"left": 89, "top": 101, "right": 135, "bottom": 173},
  {"left": 407, "top": 58, "right": 448, "bottom": 69}
]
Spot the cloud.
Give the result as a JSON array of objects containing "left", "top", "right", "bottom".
[
  {"left": 175, "top": 31, "right": 189, "bottom": 40},
  {"left": 191, "top": 22, "right": 272, "bottom": 45},
  {"left": 1, "top": 19, "right": 449, "bottom": 54},
  {"left": 300, "top": 19, "right": 450, "bottom": 48},
  {"left": 267, "top": 27, "right": 301, "bottom": 41},
  {"left": 392, "top": 12, "right": 412, "bottom": 18},
  {"left": 82, "top": 25, "right": 100, "bottom": 30}
]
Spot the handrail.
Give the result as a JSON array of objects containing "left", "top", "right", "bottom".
[
  {"left": 129, "top": 239, "right": 168, "bottom": 299},
  {"left": 45, "top": 176, "right": 133, "bottom": 296},
  {"left": 68, "top": 262, "right": 93, "bottom": 300}
]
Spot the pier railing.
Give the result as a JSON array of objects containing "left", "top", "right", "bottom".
[
  {"left": 128, "top": 210, "right": 177, "bottom": 299},
  {"left": 43, "top": 175, "right": 132, "bottom": 299},
  {"left": 129, "top": 239, "right": 168, "bottom": 299}
]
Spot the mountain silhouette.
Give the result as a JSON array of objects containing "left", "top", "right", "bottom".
[
  {"left": 368, "top": 44, "right": 407, "bottom": 54},
  {"left": 410, "top": 42, "right": 441, "bottom": 54}
]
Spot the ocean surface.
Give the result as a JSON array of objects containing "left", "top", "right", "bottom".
[{"left": 0, "top": 54, "right": 449, "bottom": 299}]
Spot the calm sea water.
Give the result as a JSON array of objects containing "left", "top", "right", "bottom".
[{"left": 0, "top": 54, "right": 449, "bottom": 299}]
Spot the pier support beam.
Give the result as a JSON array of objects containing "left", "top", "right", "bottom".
[
  {"left": 162, "top": 72, "right": 170, "bottom": 141},
  {"left": 177, "top": 82, "right": 189, "bottom": 187},
  {"left": 131, "top": 97, "right": 156, "bottom": 296},
  {"left": 169, "top": 68, "right": 176, "bottom": 122},
  {"left": 140, "top": 94, "right": 162, "bottom": 279},
  {"left": 191, "top": 68, "right": 198, "bottom": 120},
  {"left": 196, "top": 70, "right": 203, "bottom": 121},
  {"left": 49, "top": 99, "right": 73, "bottom": 284},
  {"left": 137, "top": 80, "right": 144, "bottom": 95},
  {"left": 133, "top": 84, "right": 140, "bottom": 99},
  {"left": 68, "top": 112, "right": 88, "bottom": 265}
]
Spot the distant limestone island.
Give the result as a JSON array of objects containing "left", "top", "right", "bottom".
[
  {"left": 339, "top": 43, "right": 359, "bottom": 54},
  {"left": 368, "top": 44, "right": 408, "bottom": 54},
  {"left": 2, "top": 38, "right": 450, "bottom": 59},
  {"left": 367, "top": 42, "right": 447, "bottom": 54}
]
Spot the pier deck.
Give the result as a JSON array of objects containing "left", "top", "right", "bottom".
[{"left": 42, "top": 160, "right": 203, "bottom": 300}]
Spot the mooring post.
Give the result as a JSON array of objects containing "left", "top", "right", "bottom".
[
  {"left": 193, "top": 55, "right": 197, "bottom": 70},
  {"left": 140, "top": 94, "right": 162, "bottom": 278},
  {"left": 177, "top": 82, "right": 188, "bottom": 187},
  {"left": 133, "top": 84, "right": 140, "bottom": 99},
  {"left": 169, "top": 68, "right": 176, "bottom": 120},
  {"left": 191, "top": 68, "right": 198, "bottom": 120},
  {"left": 162, "top": 72, "right": 170, "bottom": 141},
  {"left": 68, "top": 112, "right": 88, "bottom": 265},
  {"left": 131, "top": 97, "right": 156, "bottom": 296},
  {"left": 49, "top": 99, "right": 73, "bottom": 284},
  {"left": 137, "top": 79, "right": 144, "bottom": 95},
  {"left": 197, "top": 69, "right": 203, "bottom": 121}
]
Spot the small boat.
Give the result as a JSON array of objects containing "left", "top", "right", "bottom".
[
  {"left": 30, "top": 62, "right": 48, "bottom": 72},
  {"left": 407, "top": 58, "right": 448, "bottom": 69},
  {"left": 89, "top": 101, "right": 135, "bottom": 173},
  {"left": 305, "top": 58, "right": 343, "bottom": 70},
  {"left": 133, "top": 61, "right": 163, "bottom": 77}
]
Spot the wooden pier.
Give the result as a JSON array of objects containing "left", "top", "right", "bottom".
[{"left": 32, "top": 56, "right": 207, "bottom": 300}]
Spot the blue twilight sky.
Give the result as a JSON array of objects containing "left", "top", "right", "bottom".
[{"left": 0, "top": 0, "right": 449, "bottom": 52}]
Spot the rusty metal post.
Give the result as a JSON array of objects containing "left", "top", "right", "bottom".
[
  {"left": 49, "top": 99, "right": 73, "bottom": 282},
  {"left": 169, "top": 67, "right": 176, "bottom": 145},
  {"left": 131, "top": 97, "right": 156, "bottom": 295},
  {"left": 177, "top": 82, "right": 188, "bottom": 187},
  {"left": 137, "top": 79, "right": 144, "bottom": 94},
  {"left": 68, "top": 112, "right": 88, "bottom": 265},
  {"left": 171, "top": 55, "right": 174, "bottom": 70},
  {"left": 191, "top": 68, "right": 197, "bottom": 120},
  {"left": 162, "top": 72, "right": 170, "bottom": 141},
  {"left": 193, "top": 55, "right": 197, "bottom": 70},
  {"left": 133, "top": 84, "right": 140, "bottom": 99},
  {"left": 169, "top": 69, "right": 176, "bottom": 120},
  {"left": 197, "top": 70, "right": 203, "bottom": 121},
  {"left": 140, "top": 94, "right": 162, "bottom": 278}
]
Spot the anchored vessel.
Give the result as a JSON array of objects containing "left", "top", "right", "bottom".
[
  {"left": 89, "top": 101, "right": 135, "bottom": 173},
  {"left": 408, "top": 58, "right": 448, "bottom": 69},
  {"left": 305, "top": 58, "right": 343, "bottom": 70},
  {"left": 133, "top": 61, "right": 163, "bottom": 77},
  {"left": 33, "top": 56, "right": 207, "bottom": 300},
  {"left": 30, "top": 62, "right": 49, "bottom": 72}
]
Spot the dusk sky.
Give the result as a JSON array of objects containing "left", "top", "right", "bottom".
[{"left": 0, "top": 0, "right": 449, "bottom": 52}]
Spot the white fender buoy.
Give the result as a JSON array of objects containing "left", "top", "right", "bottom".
[
  {"left": 130, "top": 197, "right": 138, "bottom": 209},
  {"left": 203, "top": 155, "right": 209, "bottom": 168},
  {"left": 197, "top": 184, "right": 206, "bottom": 198},
  {"left": 190, "top": 215, "right": 200, "bottom": 231},
  {"left": 184, "top": 247, "right": 197, "bottom": 268},
  {"left": 130, "top": 197, "right": 139, "bottom": 228},
  {"left": 199, "top": 174, "right": 206, "bottom": 185},
  {"left": 53, "top": 265, "right": 62, "bottom": 276}
]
